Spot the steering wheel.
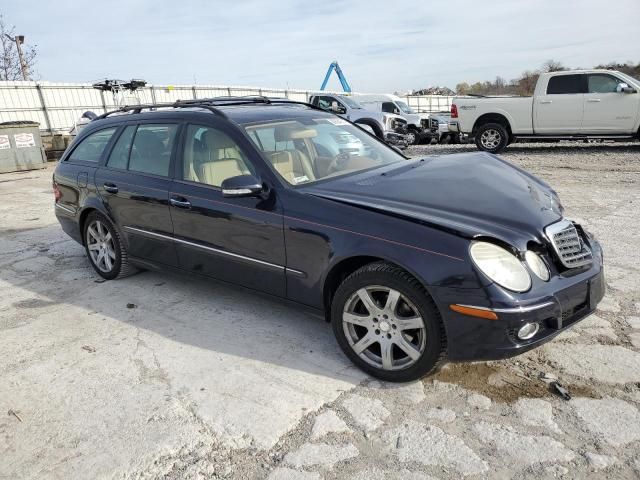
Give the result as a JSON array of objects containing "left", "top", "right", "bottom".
[{"left": 327, "top": 152, "right": 351, "bottom": 174}]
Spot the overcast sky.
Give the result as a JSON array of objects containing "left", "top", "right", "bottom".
[{"left": 5, "top": 0, "right": 640, "bottom": 92}]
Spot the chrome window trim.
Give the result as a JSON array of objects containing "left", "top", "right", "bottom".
[{"left": 123, "top": 226, "right": 304, "bottom": 276}]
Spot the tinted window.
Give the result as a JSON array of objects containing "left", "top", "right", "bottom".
[
  {"left": 588, "top": 74, "right": 621, "bottom": 93},
  {"left": 128, "top": 124, "right": 178, "bottom": 177},
  {"left": 381, "top": 102, "right": 396, "bottom": 113},
  {"left": 546, "top": 75, "right": 585, "bottom": 94},
  {"left": 316, "top": 96, "right": 334, "bottom": 110},
  {"left": 182, "top": 125, "right": 253, "bottom": 187},
  {"left": 67, "top": 127, "right": 117, "bottom": 163},
  {"left": 106, "top": 125, "right": 136, "bottom": 170}
]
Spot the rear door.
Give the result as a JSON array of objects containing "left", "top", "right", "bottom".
[
  {"left": 534, "top": 74, "right": 585, "bottom": 134},
  {"left": 95, "top": 121, "right": 180, "bottom": 267},
  {"left": 169, "top": 120, "right": 286, "bottom": 296},
  {"left": 582, "top": 73, "right": 639, "bottom": 133}
]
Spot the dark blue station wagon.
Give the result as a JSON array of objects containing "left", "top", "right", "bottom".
[{"left": 53, "top": 97, "right": 605, "bottom": 382}]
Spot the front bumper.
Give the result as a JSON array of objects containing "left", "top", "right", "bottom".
[
  {"left": 384, "top": 131, "right": 409, "bottom": 147},
  {"left": 434, "top": 244, "right": 605, "bottom": 362}
]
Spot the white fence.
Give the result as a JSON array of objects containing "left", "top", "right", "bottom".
[{"left": 0, "top": 81, "right": 453, "bottom": 133}]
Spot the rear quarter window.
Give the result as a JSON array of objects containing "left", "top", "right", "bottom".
[{"left": 67, "top": 127, "right": 117, "bottom": 163}]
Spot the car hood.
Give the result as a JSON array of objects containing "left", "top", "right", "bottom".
[{"left": 304, "top": 152, "right": 563, "bottom": 250}]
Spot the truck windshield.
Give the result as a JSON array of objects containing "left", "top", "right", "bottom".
[
  {"left": 396, "top": 101, "right": 415, "bottom": 114},
  {"left": 245, "top": 117, "right": 404, "bottom": 186},
  {"left": 339, "top": 96, "right": 363, "bottom": 109}
]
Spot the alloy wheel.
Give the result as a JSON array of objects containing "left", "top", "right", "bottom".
[
  {"left": 342, "top": 285, "right": 426, "bottom": 371},
  {"left": 86, "top": 220, "right": 116, "bottom": 273},
  {"left": 480, "top": 128, "right": 502, "bottom": 149}
]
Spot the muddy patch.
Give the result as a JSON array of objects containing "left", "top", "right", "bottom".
[{"left": 432, "top": 362, "right": 600, "bottom": 403}]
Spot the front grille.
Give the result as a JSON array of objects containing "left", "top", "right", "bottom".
[
  {"left": 420, "top": 118, "right": 429, "bottom": 129},
  {"left": 430, "top": 118, "right": 439, "bottom": 130},
  {"left": 545, "top": 219, "right": 592, "bottom": 268},
  {"left": 392, "top": 118, "right": 408, "bottom": 133}
]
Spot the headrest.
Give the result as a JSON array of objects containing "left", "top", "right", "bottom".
[{"left": 203, "top": 129, "right": 237, "bottom": 149}]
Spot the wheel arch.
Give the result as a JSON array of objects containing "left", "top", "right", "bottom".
[
  {"left": 322, "top": 255, "right": 433, "bottom": 322},
  {"left": 78, "top": 203, "right": 118, "bottom": 246},
  {"left": 354, "top": 118, "right": 384, "bottom": 139},
  {"left": 472, "top": 113, "right": 513, "bottom": 139}
]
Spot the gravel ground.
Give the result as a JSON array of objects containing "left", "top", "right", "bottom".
[{"left": 1, "top": 142, "right": 639, "bottom": 479}]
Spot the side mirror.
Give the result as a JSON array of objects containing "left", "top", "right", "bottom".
[
  {"left": 221, "top": 174, "right": 263, "bottom": 198},
  {"left": 394, "top": 108, "right": 401, "bottom": 115},
  {"left": 617, "top": 83, "right": 636, "bottom": 93}
]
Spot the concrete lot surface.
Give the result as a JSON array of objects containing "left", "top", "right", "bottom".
[{"left": 1, "top": 143, "right": 639, "bottom": 479}]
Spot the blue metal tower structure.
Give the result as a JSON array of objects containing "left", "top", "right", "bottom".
[{"left": 320, "top": 61, "right": 352, "bottom": 93}]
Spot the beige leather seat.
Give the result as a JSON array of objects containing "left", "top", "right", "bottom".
[
  {"left": 269, "top": 126, "right": 316, "bottom": 184},
  {"left": 194, "top": 129, "right": 250, "bottom": 186}
]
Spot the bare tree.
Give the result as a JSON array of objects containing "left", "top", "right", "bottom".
[
  {"left": 0, "top": 14, "right": 37, "bottom": 80},
  {"left": 541, "top": 59, "right": 566, "bottom": 73}
]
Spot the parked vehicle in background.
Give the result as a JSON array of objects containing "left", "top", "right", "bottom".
[
  {"left": 354, "top": 94, "right": 438, "bottom": 145},
  {"left": 309, "top": 94, "right": 408, "bottom": 147},
  {"left": 430, "top": 113, "right": 460, "bottom": 144},
  {"left": 53, "top": 97, "right": 604, "bottom": 382},
  {"left": 449, "top": 70, "right": 640, "bottom": 153}
]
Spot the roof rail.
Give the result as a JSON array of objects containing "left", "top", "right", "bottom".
[{"left": 95, "top": 96, "right": 321, "bottom": 121}]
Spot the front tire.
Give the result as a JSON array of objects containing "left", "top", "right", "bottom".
[
  {"left": 475, "top": 122, "right": 508, "bottom": 153},
  {"left": 331, "top": 262, "right": 446, "bottom": 382},
  {"left": 84, "top": 212, "right": 136, "bottom": 280},
  {"left": 406, "top": 129, "right": 421, "bottom": 145}
]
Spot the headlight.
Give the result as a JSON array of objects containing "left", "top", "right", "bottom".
[
  {"left": 470, "top": 242, "right": 531, "bottom": 292},
  {"left": 525, "top": 250, "right": 550, "bottom": 281}
]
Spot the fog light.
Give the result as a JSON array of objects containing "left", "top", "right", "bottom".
[{"left": 517, "top": 322, "right": 539, "bottom": 340}]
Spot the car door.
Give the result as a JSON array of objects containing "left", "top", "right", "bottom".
[
  {"left": 582, "top": 73, "right": 639, "bottom": 133},
  {"left": 534, "top": 74, "right": 585, "bottom": 134},
  {"left": 169, "top": 120, "right": 286, "bottom": 297},
  {"left": 94, "top": 120, "right": 180, "bottom": 267}
]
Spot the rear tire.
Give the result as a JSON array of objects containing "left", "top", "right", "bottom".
[
  {"left": 84, "top": 212, "right": 137, "bottom": 280},
  {"left": 331, "top": 262, "right": 446, "bottom": 382},
  {"left": 475, "top": 122, "right": 509, "bottom": 153}
]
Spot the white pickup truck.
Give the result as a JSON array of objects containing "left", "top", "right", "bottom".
[{"left": 449, "top": 70, "right": 640, "bottom": 152}]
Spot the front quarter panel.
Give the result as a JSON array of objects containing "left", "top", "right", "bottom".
[{"left": 281, "top": 189, "right": 482, "bottom": 309}]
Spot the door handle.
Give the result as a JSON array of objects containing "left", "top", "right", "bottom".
[
  {"left": 539, "top": 100, "right": 553, "bottom": 104},
  {"left": 103, "top": 183, "right": 118, "bottom": 194},
  {"left": 587, "top": 98, "right": 601, "bottom": 103},
  {"left": 170, "top": 196, "right": 191, "bottom": 209}
]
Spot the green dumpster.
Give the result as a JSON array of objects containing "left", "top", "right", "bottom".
[{"left": 0, "top": 121, "right": 47, "bottom": 174}]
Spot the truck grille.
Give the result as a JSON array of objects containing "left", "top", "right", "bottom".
[
  {"left": 392, "top": 118, "right": 408, "bottom": 133},
  {"left": 545, "top": 220, "right": 592, "bottom": 268}
]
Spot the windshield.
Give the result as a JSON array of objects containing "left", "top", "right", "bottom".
[
  {"left": 396, "top": 101, "right": 415, "bottom": 114},
  {"left": 339, "top": 96, "right": 363, "bottom": 109},
  {"left": 245, "top": 117, "right": 404, "bottom": 186}
]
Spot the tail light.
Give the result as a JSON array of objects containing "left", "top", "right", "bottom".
[
  {"left": 53, "top": 180, "right": 61, "bottom": 202},
  {"left": 451, "top": 104, "right": 458, "bottom": 118}
]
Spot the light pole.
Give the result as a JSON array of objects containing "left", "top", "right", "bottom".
[{"left": 4, "top": 34, "right": 29, "bottom": 80}]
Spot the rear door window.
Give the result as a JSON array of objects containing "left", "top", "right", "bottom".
[
  {"left": 128, "top": 124, "right": 179, "bottom": 177},
  {"left": 106, "top": 125, "right": 136, "bottom": 170},
  {"left": 67, "top": 127, "right": 117, "bottom": 163},
  {"left": 546, "top": 75, "right": 586, "bottom": 94}
]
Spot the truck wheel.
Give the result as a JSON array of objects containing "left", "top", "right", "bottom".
[
  {"left": 475, "top": 123, "right": 508, "bottom": 153},
  {"left": 406, "top": 129, "right": 420, "bottom": 145}
]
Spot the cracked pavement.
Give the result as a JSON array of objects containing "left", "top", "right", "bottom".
[{"left": 1, "top": 142, "right": 640, "bottom": 479}]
